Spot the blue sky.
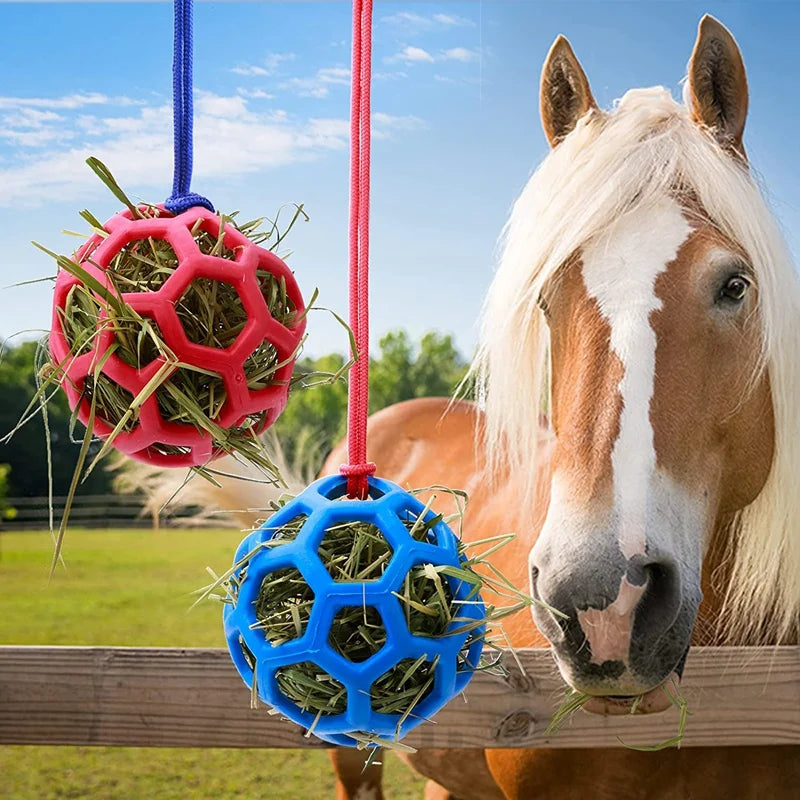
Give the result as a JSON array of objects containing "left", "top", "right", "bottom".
[{"left": 0, "top": 1, "right": 797, "bottom": 358}]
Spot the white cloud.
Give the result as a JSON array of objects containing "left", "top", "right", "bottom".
[
  {"left": 432, "top": 14, "right": 475, "bottom": 27},
  {"left": 381, "top": 11, "right": 475, "bottom": 29},
  {"left": 387, "top": 45, "right": 482, "bottom": 67},
  {"left": 235, "top": 88, "right": 276, "bottom": 100},
  {"left": 194, "top": 91, "right": 249, "bottom": 118},
  {"left": 371, "top": 112, "right": 426, "bottom": 140},
  {"left": 0, "top": 127, "right": 70, "bottom": 147},
  {"left": 381, "top": 11, "right": 430, "bottom": 27},
  {"left": 0, "top": 93, "right": 141, "bottom": 111},
  {"left": 231, "top": 52, "right": 295, "bottom": 77},
  {"left": 388, "top": 46, "right": 435, "bottom": 65},
  {"left": 280, "top": 66, "right": 350, "bottom": 99},
  {"left": 0, "top": 69, "right": 432, "bottom": 207},
  {"left": 306, "top": 117, "right": 350, "bottom": 145},
  {"left": 441, "top": 47, "right": 480, "bottom": 63},
  {"left": 0, "top": 92, "right": 425, "bottom": 207},
  {"left": 374, "top": 71, "right": 408, "bottom": 81},
  {"left": 318, "top": 67, "right": 350, "bottom": 84},
  {"left": 1, "top": 107, "right": 71, "bottom": 147},
  {"left": 231, "top": 65, "right": 270, "bottom": 77}
]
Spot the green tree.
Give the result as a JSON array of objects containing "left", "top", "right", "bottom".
[
  {"left": 0, "top": 463, "right": 16, "bottom": 522},
  {"left": 276, "top": 330, "right": 469, "bottom": 468},
  {"left": 273, "top": 352, "right": 350, "bottom": 467},
  {"left": 0, "top": 340, "right": 113, "bottom": 497},
  {"left": 370, "top": 330, "right": 468, "bottom": 411},
  {"left": 0, "top": 330, "right": 468, "bottom": 495}
]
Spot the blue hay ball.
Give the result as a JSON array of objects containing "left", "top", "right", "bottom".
[{"left": 223, "top": 474, "right": 485, "bottom": 746}]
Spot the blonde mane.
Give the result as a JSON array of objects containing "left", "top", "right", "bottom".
[{"left": 473, "top": 87, "right": 800, "bottom": 645}]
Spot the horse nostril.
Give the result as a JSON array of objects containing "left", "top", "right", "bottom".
[
  {"left": 634, "top": 560, "right": 681, "bottom": 635},
  {"left": 643, "top": 561, "right": 672, "bottom": 597},
  {"left": 645, "top": 562, "right": 668, "bottom": 583}
]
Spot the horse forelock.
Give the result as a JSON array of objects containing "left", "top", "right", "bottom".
[{"left": 474, "top": 85, "right": 800, "bottom": 645}]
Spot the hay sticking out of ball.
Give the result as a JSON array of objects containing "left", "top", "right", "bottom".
[
  {"left": 197, "top": 486, "right": 552, "bottom": 750},
  {"left": 46, "top": 169, "right": 308, "bottom": 474},
  {"left": 250, "top": 509, "right": 458, "bottom": 730}
]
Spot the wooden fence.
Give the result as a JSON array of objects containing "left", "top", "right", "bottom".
[
  {"left": 3, "top": 494, "right": 151, "bottom": 530},
  {"left": 1, "top": 645, "right": 797, "bottom": 750},
  {"left": 1, "top": 494, "right": 230, "bottom": 530}
]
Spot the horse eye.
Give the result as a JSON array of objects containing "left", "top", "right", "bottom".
[{"left": 719, "top": 275, "right": 750, "bottom": 303}]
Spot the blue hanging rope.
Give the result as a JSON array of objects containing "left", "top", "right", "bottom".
[{"left": 165, "top": 0, "right": 214, "bottom": 214}]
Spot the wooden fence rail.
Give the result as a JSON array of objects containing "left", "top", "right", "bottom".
[{"left": 0, "top": 646, "right": 797, "bottom": 750}]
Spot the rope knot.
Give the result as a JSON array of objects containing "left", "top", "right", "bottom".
[
  {"left": 340, "top": 461, "right": 377, "bottom": 499},
  {"left": 165, "top": 193, "right": 215, "bottom": 215}
]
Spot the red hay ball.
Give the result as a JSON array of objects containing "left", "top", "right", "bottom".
[{"left": 49, "top": 205, "right": 306, "bottom": 468}]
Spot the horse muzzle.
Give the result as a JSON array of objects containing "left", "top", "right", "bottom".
[{"left": 529, "top": 533, "right": 701, "bottom": 702}]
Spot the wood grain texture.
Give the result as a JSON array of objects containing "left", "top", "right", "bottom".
[{"left": 0, "top": 646, "right": 797, "bottom": 749}]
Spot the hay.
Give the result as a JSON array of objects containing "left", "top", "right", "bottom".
[
  {"left": 11, "top": 157, "right": 315, "bottom": 572},
  {"left": 547, "top": 678, "right": 691, "bottom": 750},
  {"left": 47, "top": 159, "right": 308, "bottom": 472},
  {"left": 197, "top": 486, "right": 560, "bottom": 749},
  {"left": 250, "top": 510, "right": 460, "bottom": 728}
]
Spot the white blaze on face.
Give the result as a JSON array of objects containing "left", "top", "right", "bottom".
[{"left": 581, "top": 198, "right": 692, "bottom": 561}]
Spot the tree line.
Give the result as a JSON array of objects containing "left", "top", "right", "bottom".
[{"left": 0, "top": 330, "right": 469, "bottom": 499}]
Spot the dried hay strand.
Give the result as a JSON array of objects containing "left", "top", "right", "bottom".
[
  {"left": 3, "top": 157, "right": 323, "bottom": 573},
  {"left": 42, "top": 157, "right": 310, "bottom": 473},
  {"left": 197, "top": 487, "right": 562, "bottom": 750}
]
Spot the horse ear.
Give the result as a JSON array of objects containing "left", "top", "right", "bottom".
[
  {"left": 687, "top": 15, "right": 748, "bottom": 155},
  {"left": 540, "top": 35, "right": 597, "bottom": 147}
]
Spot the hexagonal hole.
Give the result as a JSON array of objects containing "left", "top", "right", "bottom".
[
  {"left": 82, "top": 374, "right": 138, "bottom": 433},
  {"left": 275, "top": 661, "right": 347, "bottom": 716},
  {"left": 398, "top": 561, "right": 456, "bottom": 639},
  {"left": 114, "top": 317, "right": 165, "bottom": 368},
  {"left": 257, "top": 269, "right": 298, "bottom": 328},
  {"left": 457, "top": 630, "right": 484, "bottom": 673},
  {"left": 318, "top": 522, "right": 393, "bottom": 582},
  {"left": 59, "top": 284, "right": 102, "bottom": 356},
  {"left": 189, "top": 217, "right": 237, "bottom": 261},
  {"left": 144, "top": 442, "right": 192, "bottom": 459},
  {"left": 370, "top": 657, "right": 437, "bottom": 715},
  {"left": 177, "top": 278, "right": 248, "bottom": 349},
  {"left": 325, "top": 481, "right": 386, "bottom": 502},
  {"left": 154, "top": 365, "right": 227, "bottom": 424},
  {"left": 254, "top": 566, "right": 315, "bottom": 647},
  {"left": 328, "top": 605, "right": 387, "bottom": 662},
  {"left": 243, "top": 341, "right": 281, "bottom": 391},
  {"left": 108, "top": 237, "right": 178, "bottom": 292}
]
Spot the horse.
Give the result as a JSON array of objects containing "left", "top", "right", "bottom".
[
  {"left": 325, "top": 15, "right": 800, "bottom": 800},
  {"left": 129, "top": 14, "right": 799, "bottom": 799}
]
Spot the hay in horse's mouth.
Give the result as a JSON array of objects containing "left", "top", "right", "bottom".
[
  {"left": 583, "top": 676, "right": 679, "bottom": 716},
  {"left": 548, "top": 672, "right": 690, "bottom": 751}
]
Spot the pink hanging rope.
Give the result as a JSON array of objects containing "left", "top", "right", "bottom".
[{"left": 340, "top": 0, "right": 375, "bottom": 499}]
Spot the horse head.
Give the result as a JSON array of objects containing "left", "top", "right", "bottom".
[{"left": 476, "top": 15, "right": 800, "bottom": 711}]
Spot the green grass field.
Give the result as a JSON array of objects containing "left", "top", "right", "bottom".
[{"left": 0, "top": 528, "right": 428, "bottom": 799}]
